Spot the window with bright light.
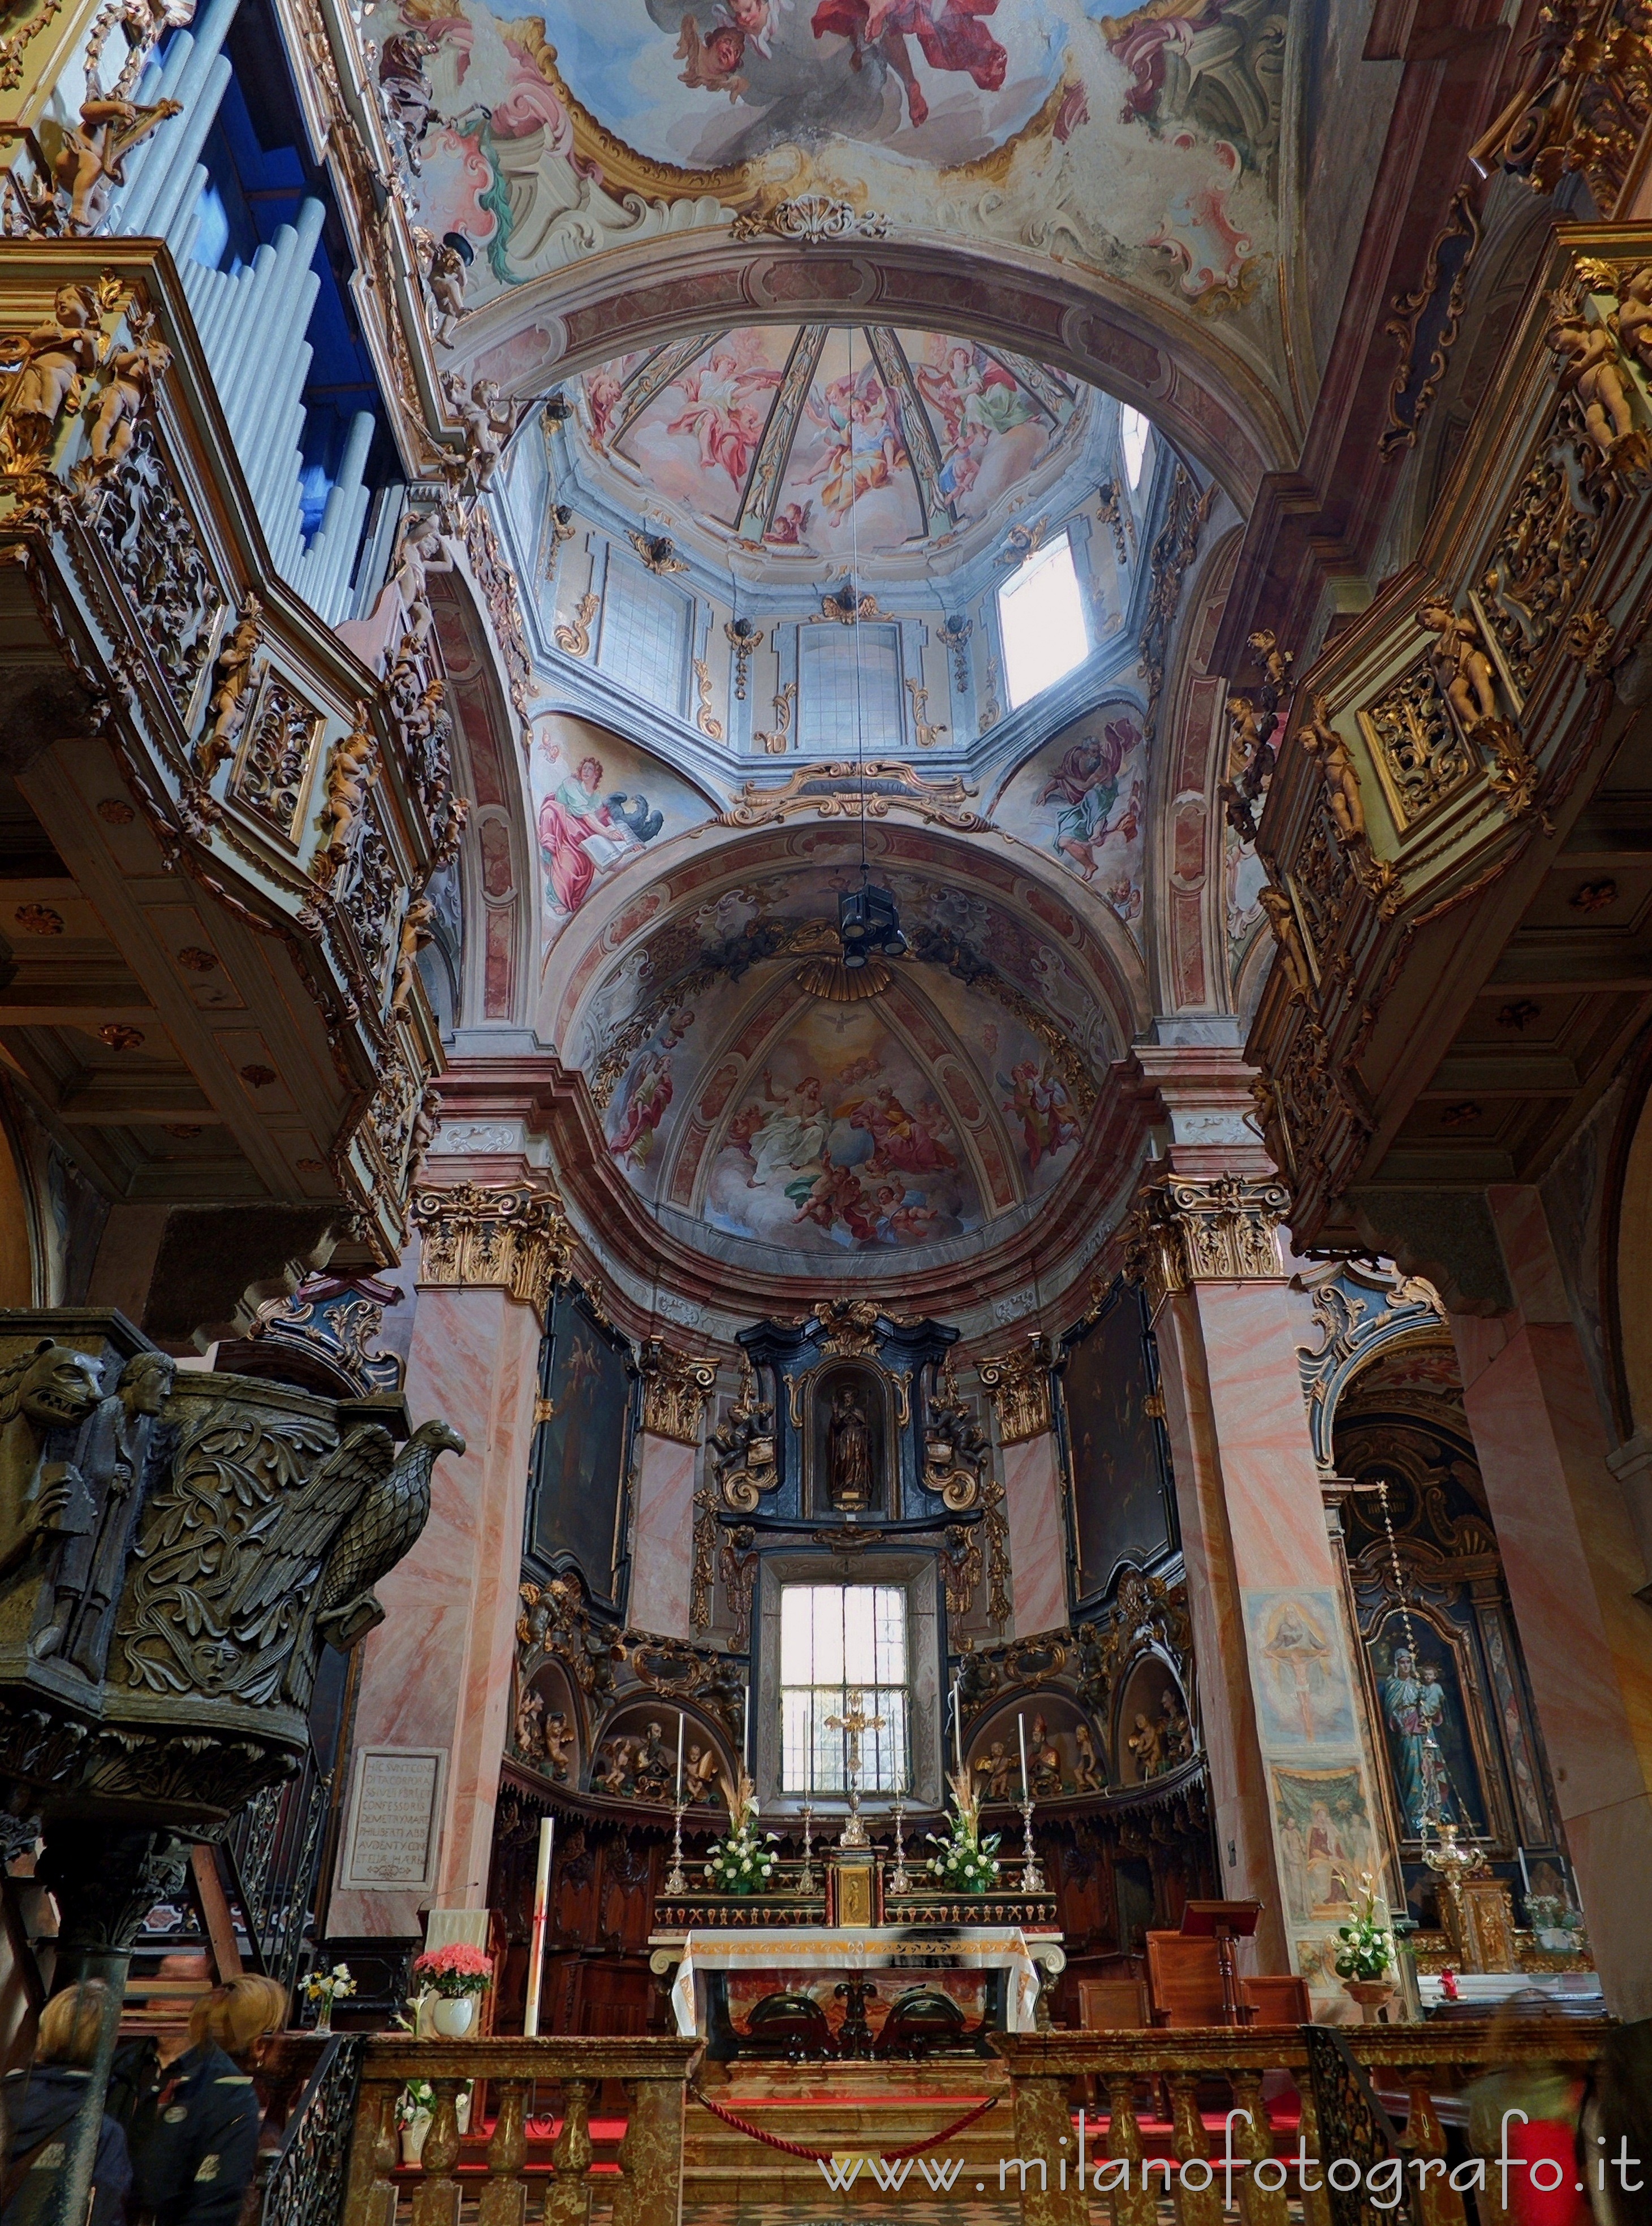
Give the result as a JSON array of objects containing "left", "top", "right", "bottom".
[
  {"left": 997, "top": 530, "right": 1090, "bottom": 710},
  {"left": 780, "top": 1583, "right": 908, "bottom": 1795},
  {"left": 1120, "top": 405, "right": 1152, "bottom": 490}
]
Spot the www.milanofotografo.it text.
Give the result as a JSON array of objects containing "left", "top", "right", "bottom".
[{"left": 811, "top": 2109, "right": 1649, "bottom": 2201}]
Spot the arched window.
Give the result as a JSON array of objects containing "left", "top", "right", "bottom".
[
  {"left": 779, "top": 1581, "right": 908, "bottom": 1794},
  {"left": 1120, "top": 405, "right": 1152, "bottom": 490}
]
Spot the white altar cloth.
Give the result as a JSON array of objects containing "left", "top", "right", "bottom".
[{"left": 654, "top": 1925, "right": 1063, "bottom": 2039}]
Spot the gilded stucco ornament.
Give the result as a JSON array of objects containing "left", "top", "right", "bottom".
[
  {"left": 977, "top": 1336, "right": 1054, "bottom": 1445},
  {"left": 638, "top": 1341, "right": 718, "bottom": 1444},
  {"left": 708, "top": 1358, "right": 778, "bottom": 1513},
  {"left": 412, "top": 1180, "right": 574, "bottom": 1323},
  {"left": 1123, "top": 1172, "right": 1288, "bottom": 1309}
]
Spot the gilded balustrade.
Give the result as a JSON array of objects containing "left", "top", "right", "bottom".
[
  {"left": 339, "top": 2037, "right": 698, "bottom": 2226},
  {"left": 998, "top": 2025, "right": 1614, "bottom": 2226}
]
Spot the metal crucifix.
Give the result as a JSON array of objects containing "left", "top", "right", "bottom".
[{"left": 826, "top": 1686, "right": 885, "bottom": 1849}]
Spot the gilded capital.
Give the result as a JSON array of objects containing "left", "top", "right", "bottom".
[
  {"left": 977, "top": 1335, "right": 1053, "bottom": 1445},
  {"left": 1122, "top": 1171, "right": 1288, "bottom": 1308},
  {"left": 639, "top": 1340, "right": 719, "bottom": 1444},
  {"left": 411, "top": 1180, "right": 572, "bottom": 1323}
]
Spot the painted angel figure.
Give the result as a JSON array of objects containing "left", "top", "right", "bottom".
[
  {"left": 1037, "top": 717, "right": 1137, "bottom": 879},
  {"left": 666, "top": 350, "right": 783, "bottom": 488},
  {"left": 809, "top": 0, "right": 1008, "bottom": 127},
  {"left": 800, "top": 368, "right": 906, "bottom": 519}
]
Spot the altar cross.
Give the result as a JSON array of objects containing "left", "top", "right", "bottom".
[{"left": 825, "top": 1688, "right": 885, "bottom": 1781}]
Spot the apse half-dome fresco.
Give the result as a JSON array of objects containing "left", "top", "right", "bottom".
[
  {"left": 559, "top": 849, "right": 1136, "bottom": 1263},
  {"left": 575, "top": 328, "right": 1089, "bottom": 568}
]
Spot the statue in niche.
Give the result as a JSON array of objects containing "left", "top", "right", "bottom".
[
  {"left": 974, "top": 1740, "right": 1013, "bottom": 1801},
  {"left": 828, "top": 1381, "right": 873, "bottom": 1509}
]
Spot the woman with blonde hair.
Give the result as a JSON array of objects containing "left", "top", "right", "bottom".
[
  {"left": 1, "top": 1979, "right": 132, "bottom": 2226},
  {"left": 129, "top": 1974, "right": 287, "bottom": 2226}
]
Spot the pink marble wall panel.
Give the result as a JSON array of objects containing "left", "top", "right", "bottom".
[
  {"left": 1003, "top": 1432, "right": 1069, "bottom": 1638},
  {"left": 627, "top": 1433, "right": 699, "bottom": 1642},
  {"left": 331, "top": 1282, "right": 540, "bottom": 1938}
]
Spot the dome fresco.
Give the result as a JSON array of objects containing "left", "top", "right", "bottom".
[{"left": 574, "top": 325, "right": 1091, "bottom": 571}]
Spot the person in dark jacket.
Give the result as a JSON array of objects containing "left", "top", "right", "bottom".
[
  {"left": 1, "top": 1979, "right": 132, "bottom": 2226},
  {"left": 128, "top": 1977, "right": 287, "bottom": 2226}
]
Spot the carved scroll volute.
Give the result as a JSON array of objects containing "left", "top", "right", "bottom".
[
  {"left": 977, "top": 1336, "right": 1054, "bottom": 1445},
  {"left": 924, "top": 1355, "right": 987, "bottom": 1508},
  {"left": 638, "top": 1341, "right": 717, "bottom": 1445},
  {"left": 709, "top": 1358, "right": 778, "bottom": 1513}
]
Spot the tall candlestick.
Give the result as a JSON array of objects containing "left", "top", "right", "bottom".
[
  {"left": 523, "top": 1815, "right": 554, "bottom": 2037},
  {"left": 675, "top": 1711, "right": 684, "bottom": 1803},
  {"left": 1017, "top": 1711, "right": 1029, "bottom": 1801},
  {"left": 743, "top": 1681, "right": 751, "bottom": 1772},
  {"left": 1517, "top": 1845, "right": 1530, "bottom": 1894},
  {"left": 952, "top": 1676, "right": 962, "bottom": 1774}
]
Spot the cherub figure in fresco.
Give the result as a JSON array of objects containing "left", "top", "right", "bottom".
[
  {"left": 764, "top": 499, "right": 814, "bottom": 546},
  {"left": 666, "top": 349, "right": 784, "bottom": 488},
  {"left": 917, "top": 343, "right": 1036, "bottom": 499},
  {"left": 809, "top": 0, "right": 1008, "bottom": 128},
  {"left": 791, "top": 1161, "right": 877, "bottom": 1244},
  {"left": 1037, "top": 718, "right": 1137, "bottom": 879},
  {"left": 676, "top": 16, "right": 750, "bottom": 98},
  {"left": 583, "top": 366, "right": 624, "bottom": 447},
  {"left": 873, "top": 1183, "right": 937, "bottom": 1242},
  {"left": 800, "top": 368, "right": 906, "bottom": 519}
]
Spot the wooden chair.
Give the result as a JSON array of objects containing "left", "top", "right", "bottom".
[
  {"left": 1243, "top": 1974, "right": 1312, "bottom": 2027},
  {"left": 1076, "top": 1977, "right": 1150, "bottom": 2030},
  {"left": 1145, "top": 1931, "right": 1226, "bottom": 2026}
]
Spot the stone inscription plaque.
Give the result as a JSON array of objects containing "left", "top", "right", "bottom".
[{"left": 343, "top": 1747, "right": 445, "bottom": 1889}]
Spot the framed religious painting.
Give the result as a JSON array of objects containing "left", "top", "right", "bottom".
[
  {"left": 1056, "top": 1278, "right": 1177, "bottom": 1609},
  {"left": 524, "top": 1283, "right": 637, "bottom": 1614}
]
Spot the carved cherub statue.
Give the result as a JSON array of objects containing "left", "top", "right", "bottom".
[
  {"left": 1127, "top": 1710, "right": 1164, "bottom": 1779},
  {"left": 390, "top": 896, "right": 435, "bottom": 1017},
  {"left": 1258, "top": 885, "right": 1312, "bottom": 1000},
  {"left": 543, "top": 1710, "right": 573, "bottom": 1780},
  {"left": 1296, "top": 692, "right": 1365, "bottom": 845},
  {"left": 1549, "top": 310, "right": 1639, "bottom": 460},
  {"left": 515, "top": 1683, "right": 545, "bottom": 1759},
  {"left": 86, "top": 320, "right": 170, "bottom": 471},
  {"left": 196, "top": 596, "right": 262, "bottom": 783},
  {"left": 685, "top": 1741, "right": 721, "bottom": 1802},
  {"left": 1, "top": 285, "right": 104, "bottom": 465},
  {"left": 1159, "top": 1689, "right": 1192, "bottom": 1766},
  {"left": 1613, "top": 262, "right": 1652, "bottom": 377},
  {"left": 974, "top": 1738, "right": 1013, "bottom": 1801},
  {"left": 1226, "top": 693, "right": 1267, "bottom": 786},
  {"left": 596, "top": 1737, "right": 633, "bottom": 1796},
  {"left": 424, "top": 230, "right": 472, "bottom": 348},
  {"left": 52, "top": 94, "right": 182, "bottom": 231},
  {"left": 1071, "top": 1721, "right": 1103, "bottom": 1793},
  {"left": 442, "top": 373, "right": 523, "bottom": 495},
  {"left": 1417, "top": 597, "right": 1501, "bottom": 731},
  {"left": 315, "top": 708, "right": 377, "bottom": 886},
  {"left": 389, "top": 510, "right": 454, "bottom": 655}
]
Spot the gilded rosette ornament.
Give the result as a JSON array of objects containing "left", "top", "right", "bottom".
[
  {"left": 1123, "top": 1173, "right": 1288, "bottom": 1308},
  {"left": 638, "top": 1341, "right": 718, "bottom": 1445},
  {"left": 977, "top": 1336, "right": 1054, "bottom": 1444},
  {"left": 411, "top": 1180, "right": 573, "bottom": 1322}
]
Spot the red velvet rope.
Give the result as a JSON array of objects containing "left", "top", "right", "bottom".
[{"left": 688, "top": 2082, "right": 999, "bottom": 2163}]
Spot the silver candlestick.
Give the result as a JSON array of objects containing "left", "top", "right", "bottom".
[
  {"left": 889, "top": 1796, "right": 912, "bottom": 1896},
  {"left": 797, "top": 1804, "right": 817, "bottom": 1896},
  {"left": 664, "top": 1801, "right": 688, "bottom": 1895},
  {"left": 1017, "top": 1797, "right": 1046, "bottom": 1893}
]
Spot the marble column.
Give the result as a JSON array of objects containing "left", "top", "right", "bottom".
[
  {"left": 330, "top": 1179, "right": 568, "bottom": 1940},
  {"left": 980, "top": 1338, "right": 1070, "bottom": 1639},
  {"left": 1450, "top": 1184, "right": 1652, "bottom": 2017},
  {"left": 627, "top": 1343, "right": 718, "bottom": 1643},
  {"left": 1128, "top": 1170, "right": 1388, "bottom": 2004}
]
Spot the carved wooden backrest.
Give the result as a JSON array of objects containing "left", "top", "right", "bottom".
[
  {"left": 1243, "top": 1974, "right": 1312, "bottom": 2026},
  {"left": 1144, "top": 1930, "right": 1224, "bottom": 2026},
  {"left": 1077, "top": 1977, "right": 1149, "bottom": 2030}
]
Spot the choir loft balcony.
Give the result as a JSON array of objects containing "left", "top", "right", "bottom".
[
  {"left": 1246, "top": 222, "right": 1652, "bottom": 1309},
  {"left": 0, "top": 241, "right": 454, "bottom": 1336}
]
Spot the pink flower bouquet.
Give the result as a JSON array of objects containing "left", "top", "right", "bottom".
[{"left": 412, "top": 1943, "right": 494, "bottom": 2000}]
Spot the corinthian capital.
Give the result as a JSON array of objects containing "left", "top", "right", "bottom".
[
  {"left": 639, "top": 1340, "right": 718, "bottom": 1444},
  {"left": 977, "top": 1335, "right": 1053, "bottom": 1445},
  {"left": 1123, "top": 1171, "right": 1289, "bottom": 1308},
  {"left": 411, "top": 1179, "right": 572, "bottom": 1323}
]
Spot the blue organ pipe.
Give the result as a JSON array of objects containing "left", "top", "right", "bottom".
[
  {"left": 118, "top": 0, "right": 241, "bottom": 236},
  {"left": 146, "top": 56, "right": 234, "bottom": 246},
  {"left": 212, "top": 236, "right": 277, "bottom": 422}
]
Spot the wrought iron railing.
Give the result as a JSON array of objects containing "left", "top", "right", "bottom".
[
  {"left": 262, "top": 2035, "right": 364, "bottom": 2226},
  {"left": 226, "top": 1746, "right": 334, "bottom": 1993}
]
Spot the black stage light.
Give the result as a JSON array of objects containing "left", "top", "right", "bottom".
[{"left": 838, "top": 883, "right": 905, "bottom": 968}]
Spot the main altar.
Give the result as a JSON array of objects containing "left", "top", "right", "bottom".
[{"left": 649, "top": 1851, "right": 1064, "bottom": 2056}]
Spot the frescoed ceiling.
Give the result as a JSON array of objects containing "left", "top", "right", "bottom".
[
  {"left": 573, "top": 325, "right": 1089, "bottom": 568},
  {"left": 392, "top": 0, "right": 1305, "bottom": 465}
]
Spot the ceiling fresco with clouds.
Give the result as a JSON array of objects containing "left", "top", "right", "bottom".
[
  {"left": 392, "top": 0, "right": 1299, "bottom": 432},
  {"left": 576, "top": 325, "right": 1088, "bottom": 568}
]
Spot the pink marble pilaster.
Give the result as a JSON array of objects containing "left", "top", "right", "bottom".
[
  {"left": 1002, "top": 1431, "right": 1069, "bottom": 1638},
  {"left": 331, "top": 1280, "right": 541, "bottom": 1938},
  {"left": 627, "top": 1434, "right": 700, "bottom": 1642},
  {"left": 1154, "top": 1274, "right": 1377, "bottom": 1994},
  {"left": 1451, "top": 1187, "right": 1652, "bottom": 2016}
]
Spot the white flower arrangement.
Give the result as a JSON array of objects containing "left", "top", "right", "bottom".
[
  {"left": 926, "top": 1770, "right": 1001, "bottom": 1894},
  {"left": 704, "top": 1770, "right": 778, "bottom": 1896}
]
